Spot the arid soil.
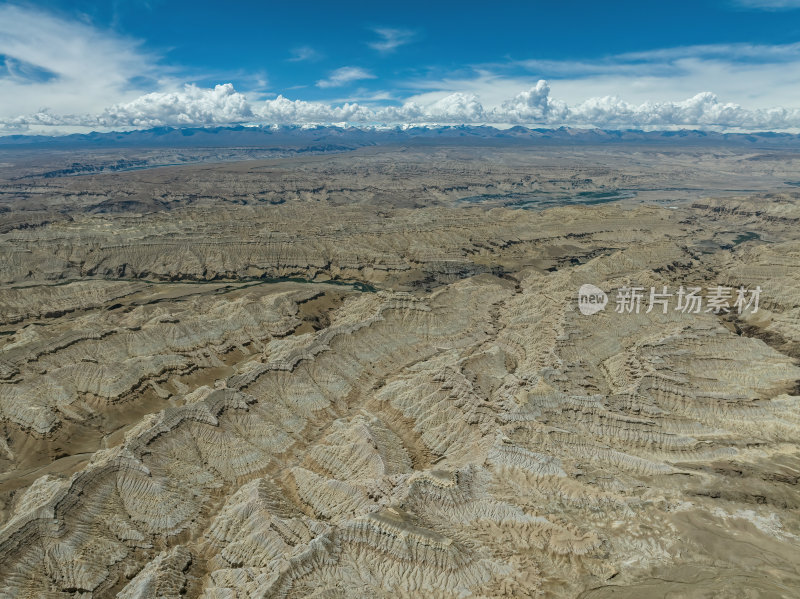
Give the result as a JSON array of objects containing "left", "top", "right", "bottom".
[{"left": 0, "top": 145, "right": 798, "bottom": 598}]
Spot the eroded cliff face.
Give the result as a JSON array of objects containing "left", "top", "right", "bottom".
[{"left": 0, "top": 147, "right": 798, "bottom": 598}]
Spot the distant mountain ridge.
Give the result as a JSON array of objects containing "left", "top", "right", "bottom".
[{"left": 2, "top": 124, "right": 800, "bottom": 149}]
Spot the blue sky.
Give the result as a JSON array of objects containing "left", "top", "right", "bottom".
[{"left": 2, "top": 0, "right": 800, "bottom": 133}]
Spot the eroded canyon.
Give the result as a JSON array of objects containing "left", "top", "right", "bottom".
[{"left": 0, "top": 143, "right": 798, "bottom": 598}]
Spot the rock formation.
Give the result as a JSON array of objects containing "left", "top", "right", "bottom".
[{"left": 0, "top": 145, "right": 798, "bottom": 597}]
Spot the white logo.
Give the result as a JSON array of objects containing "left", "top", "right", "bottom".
[
  {"left": 576, "top": 283, "right": 761, "bottom": 316},
  {"left": 578, "top": 284, "right": 608, "bottom": 315}
]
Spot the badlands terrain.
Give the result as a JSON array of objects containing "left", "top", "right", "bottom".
[{"left": 0, "top": 139, "right": 799, "bottom": 598}]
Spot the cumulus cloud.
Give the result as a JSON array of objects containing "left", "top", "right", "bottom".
[
  {"left": 4, "top": 80, "right": 800, "bottom": 133},
  {"left": 480, "top": 42, "right": 800, "bottom": 112},
  {"left": 7, "top": 84, "right": 252, "bottom": 129},
  {"left": 368, "top": 28, "right": 416, "bottom": 53},
  {"left": 499, "top": 81, "right": 568, "bottom": 122},
  {"left": 3, "top": 4, "right": 800, "bottom": 136},
  {"left": 549, "top": 92, "right": 800, "bottom": 130},
  {"left": 256, "top": 95, "right": 374, "bottom": 123},
  {"left": 266, "top": 83, "right": 800, "bottom": 129},
  {"left": 316, "top": 66, "right": 376, "bottom": 88},
  {"left": 2, "top": 4, "right": 799, "bottom": 135},
  {"left": 98, "top": 83, "right": 253, "bottom": 127},
  {"left": 418, "top": 93, "right": 486, "bottom": 121}
]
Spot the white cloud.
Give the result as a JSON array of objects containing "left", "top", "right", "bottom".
[
  {"left": 558, "top": 92, "right": 800, "bottom": 129},
  {"left": 421, "top": 93, "right": 486, "bottom": 121},
  {"left": 1, "top": 8, "right": 799, "bottom": 135},
  {"left": 7, "top": 84, "right": 251, "bottom": 129},
  {"left": 316, "top": 66, "right": 376, "bottom": 88},
  {"left": 615, "top": 42, "right": 800, "bottom": 62},
  {"left": 255, "top": 83, "right": 800, "bottom": 129},
  {"left": 288, "top": 46, "right": 320, "bottom": 62},
  {"left": 5, "top": 80, "right": 800, "bottom": 132},
  {"left": 256, "top": 95, "right": 374, "bottom": 122},
  {"left": 732, "top": 0, "right": 800, "bottom": 9},
  {"left": 499, "top": 81, "right": 568, "bottom": 121},
  {"left": 368, "top": 28, "right": 415, "bottom": 53},
  {"left": 464, "top": 42, "right": 800, "bottom": 110},
  {"left": 98, "top": 83, "right": 253, "bottom": 127},
  {"left": 0, "top": 4, "right": 160, "bottom": 118}
]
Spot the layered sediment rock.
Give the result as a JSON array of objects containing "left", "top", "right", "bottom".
[{"left": 0, "top": 147, "right": 799, "bottom": 597}]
